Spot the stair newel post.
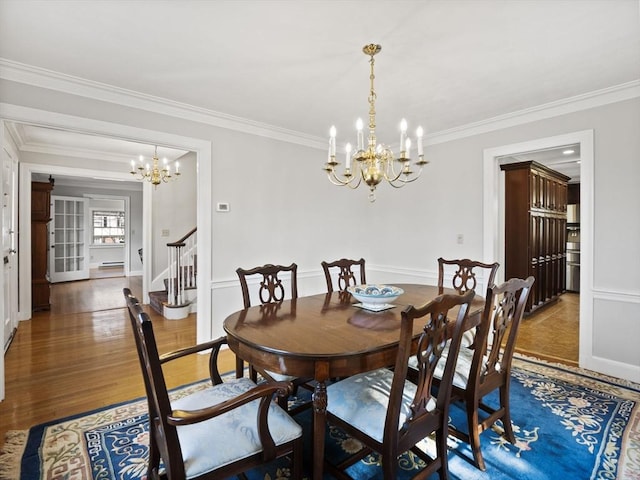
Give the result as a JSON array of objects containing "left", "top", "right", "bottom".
[
  {"left": 157, "top": 227, "right": 196, "bottom": 319},
  {"left": 186, "top": 234, "right": 195, "bottom": 288},
  {"left": 176, "top": 245, "right": 184, "bottom": 305},
  {"left": 190, "top": 231, "right": 197, "bottom": 287},
  {"left": 167, "top": 245, "right": 175, "bottom": 306}
]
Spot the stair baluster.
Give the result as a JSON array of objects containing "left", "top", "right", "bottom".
[{"left": 166, "top": 228, "right": 197, "bottom": 308}]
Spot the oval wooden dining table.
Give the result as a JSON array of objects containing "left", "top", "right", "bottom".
[{"left": 223, "top": 283, "right": 486, "bottom": 480}]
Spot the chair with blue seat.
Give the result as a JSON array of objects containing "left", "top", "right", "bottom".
[
  {"left": 433, "top": 276, "right": 534, "bottom": 471},
  {"left": 123, "top": 288, "right": 303, "bottom": 479},
  {"left": 324, "top": 290, "right": 476, "bottom": 480}
]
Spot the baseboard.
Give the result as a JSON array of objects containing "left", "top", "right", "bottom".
[{"left": 580, "top": 355, "right": 640, "bottom": 384}]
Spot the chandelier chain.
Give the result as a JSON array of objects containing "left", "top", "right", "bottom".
[{"left": 368, "top": 53, "right": 376, "bottom": 133}]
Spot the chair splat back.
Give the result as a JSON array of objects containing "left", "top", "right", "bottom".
[
  {"left": 395, "top": 290, "right": 475, "bottom": 445},
  {"left": 321, "top": 258, "right": 366, "bottom": 293},
  {"left": 473, "top": 276, "right": 534, "bottom": 390},
  {"left": 237, "top": 263, "right": 298, "bottom": 308},
  {"left": 443, "top": 276, "right": 534, "bottom": 472},
  {"left": 437, "top": 257, "right": 499, "bottom": 294}
]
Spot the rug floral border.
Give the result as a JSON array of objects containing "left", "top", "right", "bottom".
[{"left": 1, "top": 355, "right": 638, "bottom": 480}]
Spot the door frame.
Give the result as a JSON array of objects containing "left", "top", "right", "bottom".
[
  {"left": 482, "top": 130, "right": 594, "bottom": 371},
  {"left": 1, "top": 103, "right": 213, "bottom": 345},
  {"left": 0, "top": 133, "right": 18, "bottom": 402}
]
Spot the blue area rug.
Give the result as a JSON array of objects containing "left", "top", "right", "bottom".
[{"left": 1, "top": 355, "right": 638, "bottom": 479}]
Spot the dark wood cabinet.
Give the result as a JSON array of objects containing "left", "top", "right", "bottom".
[
  {"left": 31, "top": 180, "right": 54, "bottom": 311},
  {"left": 501, "top": 161, "right": 569, "bottom": 314},
  {"left": 567, "top": 183, "right": 580, "bottom": 205}
]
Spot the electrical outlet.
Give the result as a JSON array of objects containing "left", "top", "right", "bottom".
[{"left": 457, "top": 233, "right": 464, "bottom": 245}]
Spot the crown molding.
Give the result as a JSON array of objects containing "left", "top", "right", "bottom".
[
  {"left": 17, "top": 142, "right": 133, "bottom": 163},
  {"left": 5, "top": 122, "right": 135, "bottom": 163},
  {"left": 0, "top": 58, "right": 327, "bottom": 150},
  {"left": 2, "top": 58, "right": 639, "bottom": 150},
  {"left": 424, "top": 80, "right": 640, "bottom": 146}
]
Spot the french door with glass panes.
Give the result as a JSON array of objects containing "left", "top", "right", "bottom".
[{"left": 49, "top": 196, "right": 89, "bottom": 282}]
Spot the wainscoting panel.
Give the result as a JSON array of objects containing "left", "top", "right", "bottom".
[{"left": 590, "top": 290, "right": 640, "bottom": 383}]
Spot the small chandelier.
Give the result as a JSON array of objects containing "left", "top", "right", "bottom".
[
  {"left": 130, "top": 146, "right": 180, "bottom": 187},
  {"left": 324, "top": 44, "right": 428, "bottom": 201}
]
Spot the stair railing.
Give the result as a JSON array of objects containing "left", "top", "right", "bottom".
[{"left": 166, "top": 227, "right": 197, "bottom": 306}]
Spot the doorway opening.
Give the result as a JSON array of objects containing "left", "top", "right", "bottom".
[{"left": 483, "top": 130, "right": 594, "bottom": 369}]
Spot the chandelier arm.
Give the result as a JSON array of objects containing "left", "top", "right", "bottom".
[
  {"left": 387, "top": 179, "right": 408, "bottom": 189},
  {"left": 326, "top": 170, "right": 362, "bottom": 189},
  {"left": 388, "top": 165, "right": 425, "bottom": 187},
  {"left": 382, "top": 161, "right": 407, "bottom": 184},
  {"left": 346, "top": 176, "right": 363, "bottom": 189}
]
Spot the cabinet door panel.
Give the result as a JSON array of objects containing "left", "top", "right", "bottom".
[{"left": 502, "top": 161, "right": 569, "bottom": 314}]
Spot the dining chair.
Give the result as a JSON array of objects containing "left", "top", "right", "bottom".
[
  {"left": 433, "top": 276, "right": 534, "bottom": 471},
  {"left": 237, "top": 263, "right": 298, "bottom": 310},
  {"left": 236, "top": 263, "right": 312, "bottom": 413},
  {"left": 437, "top": 257, "right": 499, "bottom": 295},
  {"left": 324, "top": 290, "right": 476, "bottom": 480},
  {"left": 321, "top": 257, "right": 366, "bottom": 293},
  {"left": 437, "top": 257, "right": 499, "bottom": 347},
  {"left": 123, "top": 288, "right": 303, "bottom": 480}
]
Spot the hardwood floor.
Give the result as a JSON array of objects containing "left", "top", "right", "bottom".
[
  {"left": 515, "top": 292, "right": 579, "bottom": 366},
  {"left": 0, "top": 275, "right": 235, "bottom": 448},
  {"left": 1, "top": 278, "right": 578, "bottom": 449}
]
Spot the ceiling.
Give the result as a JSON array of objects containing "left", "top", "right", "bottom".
[
  {"left": 499, "top": 143, "right": 581, "bottom": 183},
  {"left": 1, "top": 0, "right": 638, "bottom": 186}
]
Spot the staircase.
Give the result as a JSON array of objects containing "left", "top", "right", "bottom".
[{"left": 148, "top": 227, "right": 197, "bottom": 319}]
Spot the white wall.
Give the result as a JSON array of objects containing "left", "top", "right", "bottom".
[
  {"left": 369, "top": 98, "right": 640, "bottom": 381},
  {"left": 0, "top": 77, "right": 638, "bottom": 382},
  {"left": 151, "top": 151, "right": 196, "bottom": 284}
]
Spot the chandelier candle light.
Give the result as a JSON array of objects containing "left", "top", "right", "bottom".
[
  {"left": 130, "top": 145, "right": 180, "bottom": 187},
  {"left": 324, "top": 44, "right": 428, "bottom": 202}
]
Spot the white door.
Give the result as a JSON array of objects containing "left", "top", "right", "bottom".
[
  {"left": 2, "top": 145, "right": 18, "bottom": 354},
  {"left": 49, "top": 196, "right": 90, "bottom": 282}
]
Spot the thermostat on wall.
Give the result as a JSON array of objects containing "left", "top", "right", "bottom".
[{"left": 216, "top": 202, "right": 230, "bottom": 212}]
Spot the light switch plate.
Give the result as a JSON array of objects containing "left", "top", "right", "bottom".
[{"left": 217, "top": 202, "right": 230, "bottom": 212}]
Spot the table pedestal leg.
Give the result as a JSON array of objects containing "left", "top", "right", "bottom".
[
  {"left": 312, "top": 380, "right": 327, "bottom": 480},
  {"left": 235, "top": 356, "right": 244, "bottom": 379}
]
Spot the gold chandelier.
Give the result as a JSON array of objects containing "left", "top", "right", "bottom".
[
  {"left": 130, "top": 146, "right": 180, "bottom": 187},
  {"left": 324, "top": 44, "right": 428, "bottom": 201}
]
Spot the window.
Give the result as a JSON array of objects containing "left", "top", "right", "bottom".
[{"left": 92, "top": 210, "right": 125, "bottom": 244}]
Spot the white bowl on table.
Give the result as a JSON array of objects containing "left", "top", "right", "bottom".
[{"left": 347, "top": 284, "right": 404, "bottom": 310}]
